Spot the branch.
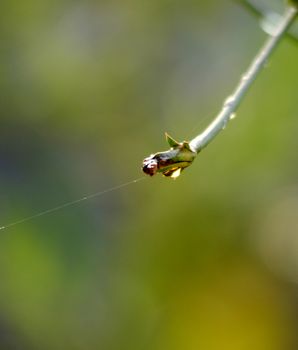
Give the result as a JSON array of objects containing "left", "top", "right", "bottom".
[
  {"left": 236, "top": 0, "right": 298, "bottom": 43},
  {"left": 189, "top": 5, "right": 297, "bottom": 152},
  {"left": 142, "top": 4, "right": 297, "bottom": 178}
]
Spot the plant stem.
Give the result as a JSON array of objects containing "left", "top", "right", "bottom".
[
  {"left": 237, "top": 0, "right": 298, "bottom": 43},
  {"left": 189, "top": 5, "right": 297, "bottom": 153},
  {"left": 142, "top": 4, "right": 297, "bottom": 178}
]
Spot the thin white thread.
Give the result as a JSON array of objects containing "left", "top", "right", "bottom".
[{"left": 0, "top": 176, "right": 146, "bottom": 231}]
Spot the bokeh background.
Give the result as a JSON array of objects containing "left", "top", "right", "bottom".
[{"left": 0, "top": 0, "right": 297, "bottom": 349}]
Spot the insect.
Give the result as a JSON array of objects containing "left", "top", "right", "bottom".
[{"left": 142, "top": 133, "right": 197, "bottom": 178}]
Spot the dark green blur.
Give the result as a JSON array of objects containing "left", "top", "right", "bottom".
[{"left": 0, "top": 1, "right": 297, "bottom": 349}]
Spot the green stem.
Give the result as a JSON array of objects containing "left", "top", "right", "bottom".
[
  {"left": 142, "top": 4, "right": 297, "bottom": 178},
  {"left": 237, "top": 0, "right": 298, "bottom": 43},
  {"left": 189, "top": 5, "right": 297, "bottom": 153}
]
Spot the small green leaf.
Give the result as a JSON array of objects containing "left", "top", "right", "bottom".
[{"left": 165, "top": 133, "right": 180, "bottom": 147}]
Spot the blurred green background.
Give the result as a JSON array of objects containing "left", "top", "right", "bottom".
[{"left": 0, "top": 0, "right": 297, "bottom": 349}]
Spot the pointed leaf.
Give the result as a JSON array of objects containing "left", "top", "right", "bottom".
[{"left": 165, "top": 132, "right": 180, "bottom": 147}]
